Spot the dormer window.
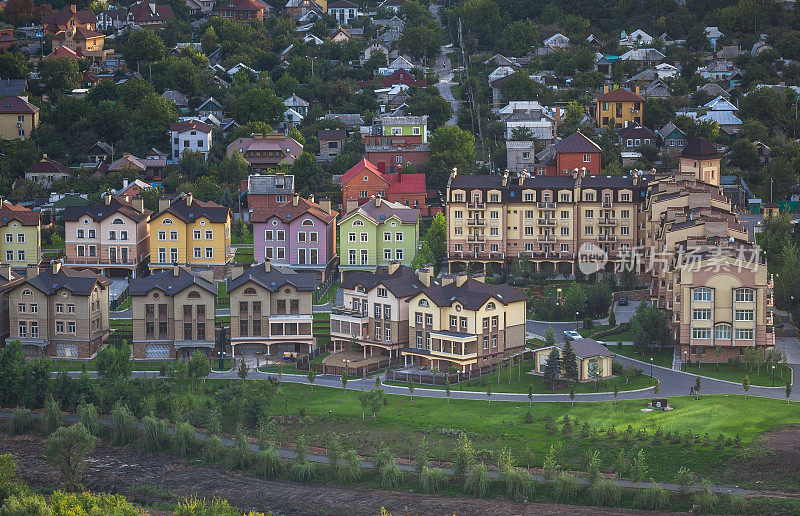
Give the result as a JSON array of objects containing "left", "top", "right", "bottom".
[
  {"left": 162, "top": 218, "right": 174, "bottom": 225},
  {"left": 112, "top": 218, "right": 123, "bottom": 224}
]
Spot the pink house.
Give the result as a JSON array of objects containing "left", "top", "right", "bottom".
[{"left": 251, "top": 194, "right": 338, "bottom": 281}]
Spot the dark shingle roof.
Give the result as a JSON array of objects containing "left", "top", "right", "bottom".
[
  {"left": 681, "top": 138, "right": 717, "bottom": 159},
  {"left": 26, "top": 267, "right": 109, "bottom": 296},
  {"left": 227, "top": 263, "right": 317, "bottom": 293},
  {"left": 417, "top": 277, "right": 527, "bottom": 310},
  {"left": 0, "top": 201, "right": 39, "bottom": 226},
  {"left": 130, "top": 268, "right": 214, "bottom": 297},
  {"left": 63, "top": 197, "right": 150, "bottom": 223},
  {"left": 571, "top": 338, "right": 613, "bottom": 358},
  {"left": 155, "top": 193, "right": 230, "bottom": 223},
  {"left": 552, "top": 131, "right": 601, "bottom": 154},
  {"left": 343, "top": 265, "right": 425, "bottom": 298}
]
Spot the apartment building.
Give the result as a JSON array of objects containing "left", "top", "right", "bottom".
[
  {"left": 226, "top": 133, "right": 303, "bottom": 173},
  {"left": 330, "top": 263, "right": 420, "bottom": 362},
  {"left": 401, "top": 270, "right": 527, "bottom": 372},
  {"left": 445, "top": 168, "right": 648, "bottom": 275},
  {"left": 338, "top": 197, "right": 419, "bottom": 275},
  {"left": 0, "top": 200, "right": 41, "bottom": 269},
  {"left": 63, "top": 193, "right": 150, "bottom": 277},
  {"left": 251, "top": 194, "right": 338, "bottom": 281},
  {"left": 227, "top": 261, "right": 316, "bottom": 358},
  {"left": 149, "top": 193, "right": 232, "bottom": 277},
  {"left": 5, "top": 262, "right": 110, "bottom": 358},
  {"left": 130, "top": 266, "right": 216, "bottom": 359}
]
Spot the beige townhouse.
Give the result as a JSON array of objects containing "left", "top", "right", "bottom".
[
  {"left": 129, "top": 266, "right": 216, "bottom": 360},
  {"left": 5, "top": 261, "right": 110, "bottom": 358},
  {"left": 227, "top": 261, "right": 316, "bottom": 358}
]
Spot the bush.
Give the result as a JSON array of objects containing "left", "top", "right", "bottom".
[
  {"left": 227, "top": 428, "right": 254, "bottom": 471},
  {"left": 202, "top": 435, "right": 228, "bottom": 464},
  {"left": 173, "top": 422, "right": 199, "bottom": 458},
  {"left": 543, "top": 414, "right": 557, "bottom": 434},
  {"left": 380, "top": 461, "right": 403, "bottom": 488},
  {"left": 636, "top": 481, "right": 670, "bottom": 510},
  {"left": 727, "top": 494, "right": 749, "bottom": 514},
  {"left": 419, "top": 466, "right": 448, "bottom": 494},
  {"left": 7, "top": 408, "right": 33, "bottom": 436},
  {"left": 140, "top": 416, "right": 170, "bottom": 453},
  {"left": 651, "top": 427, "right": 663, "bottom": 445},
  {"left": 1, "top": 494, "right": 53, "bottom": 515},
  {"left": 41, "top": 395, "right": 64, "bottom": 436},
  {"left": 77, "top": 403, "right": 101, "bottom": 437},
  {"left": 110, "top": 403, "right": 139, "bottom": 446},
  {"left": 524, "top": 411, "right": 533, "bottom": 424},
  {"left": 176, "top": 495, "right": 269, "bottom": 515},
  {"left": 693, "top": 479, "right": 718, "bottom": 514},
  {"left": 554, "top": 473, "right": 582, "bottom": 502},
  {"left": 611, "top": 362, "right": 623, "bottom": 375},
  {"left": 464, "top": 463, "right": 489, "bottom": 497},
  {"left": 253, "top": 448, "right": 284, "bottom": 478},
  {"left": 502, "top": 467, "right": 533, "bottom": 501},
  {"left": 583, "top": 317, "right": 593, "bottom": 329},
  {"left": 338, "top": 449, "right": 361, "bottom": 484},
  {"left": 675, "top": 466, "right": 695, "bottom": 493},
  {"left": 589, "top": 479, "right": 622, "bottom": 506}
]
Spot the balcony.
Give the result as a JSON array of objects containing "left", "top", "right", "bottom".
[
  {"left": 537, "top": 218, "right": 556, "bottom": 226},
  {"left": 537, "top": 202, "right": 556, "bottom": 209},
  {"left": 467, "top": 218, "right": 486, "bottom": 226},
  {"left": 598, "top": 218, "right": 617, "bottom": 225},
  {"left": 537, "top": 234, "right": 556, "bottom": 242},
  {"left": 331, "top": 306, "right": 368, "bottom": 319},
  {"left": 467, "top": 201, "right": 486, "bottom": 210},
  {"left": 467, "top": 234, "right": 486, "bottom": 243},
  {"left": 602, "top": 201, "right": 613, "bottom": 208},
  {"left": 598, "top": 234, "right": 617, "bottom": 242},
  {"left": 66, "top": 257, "right": 135, "bottom": 266}
]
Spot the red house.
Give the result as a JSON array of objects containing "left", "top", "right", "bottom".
[
  {"left": 358, "top": 69, "right": 426, "bottom": 88},
  {"left": 342, "top": 158, "right": 426, "bottom": 208},
  {"left": 219, "top": 0, "right": 267, "bottom": 20},
  {"left": 543, "top": 131, "right": 602, "bottom": 176}
]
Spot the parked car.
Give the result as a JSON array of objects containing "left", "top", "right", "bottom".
[
  {"left": 618, "top": 297, "right": 628, "bottom": 306},
  {"left": 564, "top": 330, "right": 582, "bottom": 341}
]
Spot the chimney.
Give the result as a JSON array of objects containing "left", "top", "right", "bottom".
[
  {"left": 199, "top": 269, "right": 213, "bottom": 283},
  {"left": 450, "top": 167, "right": 458, "bottom": 180},
  {"left": 254, "top": 133, "right": 264, "bottom": 140},
  {"left": 632, "top": 174, "right": 638, "bottom": 186},
  {"left": 472, "top": 272, "right": 485, "bottom": 283},
  {"left": 308, "top": 194, "right": 315, "bottom": 204},
  {"left": 264, "top": 260, "right": 271, "bottom": 272},
  {"left": 0, "top": 263, "right": 9, "bottom": 281},
  {"left": 231, "top": 265, "right": 243, "bottom": 279},
  {"left": 185, "top": 192, "right": 193, "bottom": 206},
  {"left": 388, "top": 262, "right": 399, "bottom": 274},
  {"left": 123, "top": 179, "right": 129, "bottom": 189},
  {"left": 26, "top": 264, "right": 38, "bottom": 279},
  {"left": 440, "top": 275, "right": 453, "bottom": 286},
  {"left": 417, "top": 267, "right": 430, "bottom": 287},
  {"left": 70, "top": 4, "right": 77, "bottom": 13},
  {"left": 376, "top": 196, "right": 382, "bottom": 207},
  {"left": 320, "top": 198, "right": 332, "bottom": 214},
  {"left": 292, "top": 193, "right": 299, "bottom": 206},
  {"left": 173, "top": 264, "right": 181, "bottom": 277},
  {"left": 455, "top": 272, "right": 468, "bottom": 287},
  {"left": 159, "top": 196, "right": 170, "bottom": 212},
  {"left": 603, "top": 84, "right": 610, "bottom": 94},
  {"left": 581, "top": 167, "right": 587, "bottom": 178},
  {"left": 502, "top": 169, "right": 509, "bottom": 187},
  {"left": 122, "top": 153, "right": 131, "bottom": 158},
  {"left": 572, "top": 168, "right": 578, "bottom": 179},
  {"left": 518, "top": 169, "right": 526, "bottom": 186},
  {"left": 346, "top": 199, "right": 358, "bottom": 213},
  {"left": 635, "top": 85, "right": 640, "bottom": 95},
  {"left": 103, "top": 191, "right": 112, "bottom": 205},
  {"left": 132, "top": 197, "right": 144, "bottom": 213},
  {"left": 51, "top": 260, "right": 62, "bottom": 275}
]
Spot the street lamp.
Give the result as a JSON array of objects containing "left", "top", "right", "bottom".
[
  {"left": 650, "top": 357, "right": 653, "bottom": 378},
  {"left": 683, "top": 350, "right": 687, "bottom": 372},
  {"left": 772, "top": 364, "right": 776, "bottom": 387},
  {"left": 576, "top": 311, "right": 579, "bottom": 330}
]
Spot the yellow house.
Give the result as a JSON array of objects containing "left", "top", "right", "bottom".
[
  {"left": 149, "top": 193, "right": 232, "bottom": 277},
  {"left": 534, "top": 338, "right": 613, "bottom": 381},
  {"left": 595, "top": 85, "right": 644, "bottom": 128},
  {"left": 0, "top": 200, "right": 41, "bottom": 269},
  {"left": 0, "top": 96, "right": 39, "bottom": 140}
]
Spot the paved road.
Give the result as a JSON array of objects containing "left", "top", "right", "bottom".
[
  {"left": 429, "top": 3, "right": 459, "bottom": 125},
  {"left": 526, "top": 300, "right": 643, "bottom": 339}
]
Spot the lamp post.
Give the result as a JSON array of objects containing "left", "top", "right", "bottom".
[
  {"left": 772, "top": 364, "right": 776, "bottom": 387},
  {"left": 683, "top": 350, "right": 687, "bottom": 372},
  {"left": 650, "top": 357, "right": 653, "bottom": 378},
  {"left": 575, "top": 311, "right": 579, "bottom": 330}
]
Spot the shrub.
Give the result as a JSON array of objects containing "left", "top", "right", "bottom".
[
  {"left": 715, "top": 434, "right": 725, "bottom": 450},
  {"left": 176, "top": 495, "right": 269, "bottom": 515},
  {"left": 140, "top": 416, "right": 170, "bottom": 453},
  {"left": 733, "top": 434, "right": 742, "bottom": 447},
  {"left": 453, "top": 433, "right": 475, "bottom": 477},
  {"left": 611, "top": 362, "right": 623, "bottom": 375},
  {"left": 380, "top": 461, "right": 403, "bottom": 489},
  {"left": 543, "top": 414, "right": 556, "bottom": 434},
  {"left": 580, "top": 422, "right": 590, "bottom": 438},
  {"left": 682, "top": 431, "right": 694, "bottom": 446},
  {"left": 589, "top": 478, "right": 621, "bottom": 506},
  {"left": 727, "top": 494, "right": 749, "bottom": 514},
  {"left": 583, "top": 317, "right": 593, "bottom": 329},
  {"left": 464, "top": 463, "right": 489, "bottom": 498},
  {"left": 561, "top": 415, "right": 572, "bottom": 436},
  {"left": 636, "top": 481, "right": 670, "bottom": 510},
  {"left": 253, "top": 448, "right": 284, "bottom": 478},
  {"left": 110, "top": 403, "right": 138, "bottom": 446},
  {"left": 227, "top": 428, "right": 254, "bottom": 471},
  {"left": 524, "top": 411, "right": 533, "bottom": 424},
  {"left": 41, "top": 395, "right": 65, "bottom": 436},
  {"left": 693, "top": 479, "right": 718, "bottom": 514},
  {"left": 622, "top": 425, "right": 634, "bottom": 442},
  {"left": 586, "top": 450, "right": 601, "bottom": 486},
  {"left": 419, "top": 466, "right": 448, "bottom": 494},
  {"left": 7, "top": 408, "right": 33, "bottom": 436},
  {"left": 172, "top": 422, "right": 199, "bottom": 458},
  {"left": 202, "top": 435, "right": 228, "bottom": 464},
  {"left": 1, "top": 494, "right": 53, "bottom": 514},
  {"left": 502, "top": 467, "right": 533, "bottom": 501},
  {"left": 338, "top": 449, "right": 361, "bottom": 484},
  {"left": 651, "top": 427, "right": 663, "bottom": 445},
  {"left": 607, "top": 426, "right": 617, "bottom": 439},
  {"left": 289, "top": 436, "right": 317, "bottom": 483},
  {"left": 636, "top": 429, "right": 648, "bottom": 441},
  {"left": 675, "top": 467, "right": 695, "bottom": 493},
  {"left": 554, "top": 472, "right": 582, "bottom": 502},
  {"left": 372, "top": 445, "right": 394, "bottom": 474},
  {"left": 77, "top": 403, "right": 101, "bottom": 437}
]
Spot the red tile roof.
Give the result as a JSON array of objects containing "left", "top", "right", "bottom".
[
  {"left": 597, "top": 87, "right": 644, "bottom": 102},
  {"left": 43, "top": 45, "right": 79, "bottom": 61},
  {"left": 220, "top": 0, "right": 265, "bottom": 11},
  {"left": 170, "top": 120, "right": 212, "bottom": 133},
  {"left": 341, "top": 158, "right": 387, "bottom": 185},
  {"left": 129, "top": 1, "right": 174, "bottom": 22},
  {"left": 0, "top": 201, "right": 39, "bottom": 226},
  {"left": 24, "top": 157, "right": 69, "bottom": 174},
  {"left": 251, "top": 195, "right": 337, "bottom": 224},
  {"left": 42, "top": 5, "right": 97, "bottom": 28},
  {"left": 385, "top": 172, "right": 425, "bottom": 195},
  {"left": 0, "top": 96, "right": 37, "bottom": 114}
]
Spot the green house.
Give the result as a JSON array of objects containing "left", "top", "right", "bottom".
[
  {"left": 338, "top": 197, "right": 420, "bottom": 273},
  {"left": 379, "top": 115, "right": 428, "bottom": 143}
]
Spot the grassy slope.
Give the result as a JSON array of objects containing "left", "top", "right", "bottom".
[
  {"left": 611, "top": 345, "right": 674, "bottom": 368},
  {"left": 680, "top": 362, "right": 792, "bottom": 387}
]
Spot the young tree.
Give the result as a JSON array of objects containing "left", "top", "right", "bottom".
[
  {"left": 187, "top": 351, "right": 211, "bottom": 391},
  {"left": 237, "top": 358, "right": 250, "bottom": 382},
  {"left": 528, "top": 383, "right": 534, "bottom": 407},
  {"left": 96, "top": 342, "right": 133, "bottom": 383},
  {"left": 786, "top": 382, "right": 792, "bottom": 405},
  {"left": 630, "top": 304, "right": 669, "bottom": 355},
  {"left": 341, "top": 374, "right": 348, "bottom": 393},
  {"left": 629, "top": 449, "right": 648, "bottom": 487},
  {"left": 561, "top": 340, "right": 579, "bottom": 383},
  {"left": 543, "top": 348, "right": 561, "bottom": 389},
  {"left": 742, "top": 375, "right": 751, "bottom": 400},
  {"left": 45, "top": 423, "right": 98, "bottom": 491},
  {"left": 358, "top": 390, "right": 370, "bottom": 420},
  {"left": 544, "top": 327, "right": 557, "bottom": 347},
  {"left": 406, "top": 378, "right": 414, "bottom": 401},
  {"left": 694, "top": 376, "right": 701, "bottom": 400},
  {"left": 485, "top": 381, "right": 493, "bottom": 405},
  {"left": 569, "top": 385, "right": 575, "bottom": 407},
  {"left": 588, "top": 361, "right": 603, "bottom": 393},
  {"left": 613, "top": 382, "right": 619, "bottom": 405},
  {"left": 444, "top": 378, "right": 451, "bottom": 404},
  {"left": 307, "top": 371, "right": 317, "bottom": 394}
]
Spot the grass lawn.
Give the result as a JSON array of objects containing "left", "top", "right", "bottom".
[
  {"left": 242, "top": 382, "right": 800, "bottom": 484},
  {"left": 680, "top": 362, "right": 792, "bottom": 387},
  {"left": 385, "top": 359, "right": 657, "bottom": 394},
  {"left": 232, "top": 232, "right": 253, "bottom": 245},
  {"left": 313, "top": 313, "right": 330, "bottom": 322},
  {"left": 311, "top": 352, "right": 330, "bottom": 365},
  {"left": 113, "top": 296, "right": 132, "bottom": 310},
  {"left": 234, "top": 248, "right": 254, "bottom": 265},
  {"left": 313, "top": 282, "right": 339, "bottom": 304},
  {"left": 612, "top": 345, "right": 674, "bottom": 368},
  {"left": 216, "top": 282, "right": 229, "bottom": 307},
  {"left": 579, "top": 324, "right": 633, "bottom": 342}
]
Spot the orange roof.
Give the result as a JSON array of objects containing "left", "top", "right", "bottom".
[{"left": 341, "top": 158, "right": 388, "bottom": 185}]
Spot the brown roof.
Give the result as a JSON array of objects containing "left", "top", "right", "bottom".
[
  {"left": 0, "top": 96, "right": 38, "bottom": 114},
  {"left": 597, "top": 87, "right": 644, "bottom": 102},
  {"left": 63, "top": 197, "right": 150, "bottom": 223},
  {"left": 0, "top": 201, "right": 39, "bottom": 226},
  {"left": 24, "top": 157, "right": 68, "bottom": 174},
  {"left": 156, "top": 193, "right": 230, "bottom": 223},
  {"left": 42, "top": 5, "right": 97, "bottom": 27},
  {"left": 170, "top": 120, "right": 212, "bottom": 133},
  {"left": 251, "top": 196, "right": 337, "bottom": 224},
  {"left": 681, "top": 138, "right": 717, "bottom": 159},
  {"left": 553, "top": 131, "right": 601, "bottom": 154}
]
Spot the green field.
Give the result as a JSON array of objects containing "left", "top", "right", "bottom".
[
  {"left": 612, "top": 345, "right": 674, "bottom": 368},
  {"left": 681, "top": 362, "right": 792, "bottom": 387},
  {"left": 234, "top": 247, "right": 255, "bottom": 265},
  {"left": 217, "top": 281, "right": 229, "bottom": 307},
  {"left": 579, "top": 324, "right": 633, "bottom": 342}
]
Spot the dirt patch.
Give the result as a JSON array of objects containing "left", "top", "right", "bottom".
[
  {"left": 1, "top": 433, "right": 679, "bottom": 515},
  {"left": 716, "top": 425, "right": 800, "bottom": 491}
]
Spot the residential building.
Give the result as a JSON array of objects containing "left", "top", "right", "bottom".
[
  {"left": 227, "top": 133, "right": 303, "bottom": 173},
  {"left": 445, "top": 168, "right": 648, "bottom": 275},
  {"left": 87, "top": 141, "right": 114, "bottom": 163},
  {"left": 658, "top": 122, "right": 687, "bottom": 153},
  {"left": 506, "top": 141, "right": 536, "bottom": 173},
  {"left": 328, "top": 0, "right": 359, "bottom": 24},
  {"left": 619, "top": 29, "right": 653, "bottom": 47},
  {"left": 680, "top": 96, "right": 742, "bottom": 135},
  {"left": 533, "top": 339, "right": 613, "bottom": 380},
  {"left": 241, "top": 173, "right": 295, "bottom": 212},
  {"left": 339, "top": 197, "right": 419, "bottom": 274},
  {"left": 97, "top": 1, "right": 174, "bottom": 30},
  {"left": 251, "top": 194, "right": 338, "bottom": 281},
  {"left": 42, "top": 4, "right": 97, "bottom": 34},
  {"left": 5, "top": 261, "right": 110, "bottom": 358},
  {"left": 318, "top": 129, "right": 346, "bottom": 162},
  {"left": 227, "top": 261, "right": 317, "bottom": 357},
  {"left": 219, "top": 0, "right": 268, "bottom": 20},
  {"left": 678, "top": 138, "right": 721, "bottom": 186},
  {"left": 107, "top": 153, "right": 166, "bottom": 182},
  {"left": 341, "top": 158, "right": 426, "bottom": 208},
  {"left": 543, "top": 33, "right": 569, "bottom": 49},
  {"left": 24, "top": 155, "right": 69, "bottom": 186},
  {"left": 0, "top": 265, "right": 24, "bottom": 339},
  {"left": 364, "top": 115, "right": 430, "bottom": 173},
  {"left": 170, "top": 120, "right": 213, "bottom": 161},
  {"left": 401, "top": 270, "right": 527, "bottom": 372},
  {"left": 0, "top": 96, "right": 39, "bottom": 140},
  {"left": 197, "top": 97, "right": 224, "bottom": 118},
  {"left": 618, "top": 124, "right": 659, "bottom": 164},
  {"left": 284, "top": 94, "right": 309, "bottom": 116},
  {"left": 149, "top": 193, "right": 233, "bottom": 277},
  {"left": 130, "top": 266, "right": 216, "bottom": 359},
  {"left": 162, "top": 90, "right": 189, "bottom": 112},
  {"left": 63, "top": 192, "right": 151, "bottom": 278},
  {"left": 283, "top": 0, "right": 325, "bottom": 20},
  {"left": 0, "top": 29, "right": 16, "bottom": 51},
  {"left": 619, "top": 48, "right": 666, "bottom": 66},
  {"left": 324, "top": 113, "right": 363, "bottom": 129},
  {"left": 541, "top": 131, "right": 602, "bottom": 176},
  {"left": 595, "top": 85, "right": 644, "bottom": 128},
  {"left": 51, "top": 25, "right": 104, "bottom": 55},
  {"left": 0, "top": 200, "right": 41, "bottom": 269},
  {"left": 0, "top": 80, "right": 27, "bottom": 98}
]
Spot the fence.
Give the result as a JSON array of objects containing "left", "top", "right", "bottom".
[
  {"left": 313, "top": 276, "right": 338, "bottom": 304},
  {"left": 386, "top": 349, "right": 534, "bottom": 385},
  {"left": 110, "top": 286, "right": 130, "bottom": 310}
]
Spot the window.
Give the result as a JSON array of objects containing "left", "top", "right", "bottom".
[
  {"left": 735, "top": 288, "right": 754, "bottom": 302},
  {"left": 561, "top": 210, "right": 569, "bottom": 219},
  {"left": 158, "top": 248, "right": 166, "bottom": 263},
  {"left": 16, "top": 250, "right": 24, "bottom": 261},
  {"left": 735, "top": 328, "right": 754, "bottom": 340},
  {"left": 158, "top": 230, "right": 166, "bottom": 241},
  {"left": 735, "top": 310, "right": 754, "bottom": 321},
  {"left": 585, "top": 209, "right": 594, "bottom": 218},
  {"left": 29, "top": 304, "right": 36, "bottom": 314},
  {"left": 290, "top": 299, "right": 299, "bottom": 314},
  {"left": 17, "top": 303, "right": 24, "bottom": 313},
  {"left": 453, "top": 210, "right": 463, "bottom": 219},
  {"left": 492, "top": 315, "right": 498, "bottom": 327},
  {"left": 298, "top": 232, "right": 306, "bottom": 243},
  {"left": 621, "top": 226, "right": 630, "bottom": 235},
  {"left": 4, "top": 250, "right": 11, "bottom": 261},
  {"left": 490, "top": 194, "right": 499, "bottom": 203},
  {"left": 383, "top": 231, "right": 391, "bottom": 242},
  {"left": 483, "top": 336, "right": 489, "bottom": 350},
  {"left": 88, "top": 229, "right": 95, "bottom": 238},
  {"left": 490, "top": 210, "right": 499, "bottom": 219},
  {"left": 360, "top": 249, "right": 368, "bottom": 265},
  {"left": 416, "top": 331, "right": 423, "bottom": 347},
  {"left": 621, "top": 193, "right": 631, "bottom": 202},
  {"left": 348, "top": 232, "right": 356, "bottom": 243},
  {"left": 30, "top": 322, "right": 38, "bottom": 338},
  {"left": 692, "top": 327, "right": 711, "bottom": 339},
  {"left": 360, "top": 191, "right": 368, "bottom": 198},
  {"left": 360, "top": 233, "right": 368, "bottom": 243},
  {"left": 348, "top": 249, "right": 356, "bottom": 265},
  {"left": 194, "top": 230, "right": 201, "bottom": 240},
  {"left": 16, "top": 233, "right": 24, "bottom": 244},
  {"left": 205, "top": 230, "right": 213, "bottom": 240},
  {"left": 395, "top": 232, "right": 403, "bottom": 242},
  {"left": 377, "top": 287, "right": 387, "bottom": 298},
  {"left": 692, "top": 288, "right": 712, "bottom": 302},
  {"left": 396, "top": 249, "right": 403, "bottom": 260},
  {"left": 205, "top": 248, "right": 213, "bottom": 259},
  {"left": 170, "top": 230, "right": 178, "bottom": 241},
  {"left": 524, "top": 193, "right": 534, "bottom": 202},
  {"left": 425, "top": 314, "right": 432, "bottom": 326},
  {"left": 583, "top": 154, "right": 591, "bottom": 162},
  {"left": 561, "top": 243, "right": 569, "bottom": 252},
  {"left": 384, "top": 326, "right": 391, "bottom": 341},
  {"left": 561, "top": 227, "right": 569, "bottom": 236},
  {"left": 412, "top": 126, "right": 421, "bottom": 135},
  {"left": 57, "top": 321, "right": 65, "bottom": 334},
  {"left": 692, "top": 309, "right": 711, "bottom": 320},
  {"left": 715, "top": 324, "right": 731, "bottom": 340},
  {"left": 492, "top": 335, "right": 498, "bottom": 348},
  {"left": 120, "top": 230, "right": 128, "bottom": 241},
  {"left": 621, "top": 209, "right": 630, "bottom": 219},
  {"left": 108, "top": 230, "right": 116, "bottom": 240},
  {"left": 383, "top": 248, "right": 392, "bottom": 260},
  {"left": 277, "top": 230, "right": 285, "bottom": 241},
  {"left": 490, "top": 227, "right": 499, "bottom": 236},
  {"left": 585, "top": 226, "right": 594, "bottom": 235},
  {"left": 56, "top": 304, "right": 63, "bottom": 313},
  {"left": 170, "top": 248, "right": 178, "bottom": 263},
  {"left": 194, "top": 247, "right": 202, "bottom": 259}
]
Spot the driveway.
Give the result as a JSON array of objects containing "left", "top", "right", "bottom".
[
  {"left": 429, "top": 3, "right": 459, "bottom": 125},
  {"left": 526, "top": 300, "right": 645, "bottom": 340}
]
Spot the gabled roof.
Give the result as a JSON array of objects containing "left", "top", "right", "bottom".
[
  {"left": 318, "top": 129, "right": 346, "bottom": 140},
  {"left": 250, "top": 195, "right": 337, "bottom": 224},
  {"left": 246, "top": 174, "right": 294, "bottom": 195},
  {"left": 25, "top": 156, "right": 69, "bottom": 175},
  {"left": 220, "top": 0, "right": 266, "bottom": 11},
  {"left": 170, "top": 119, "right": 212, "bottom": 133},
  {"left": 198, "top": 97, "right": 223, "bottom": 111},
  {"left": 25, "top": 267, "right": 110, "bottom": 297},
  {"left": 343, "top": 264, "right": 425, "bottom": 298},
  {"left": 162, "top": 89, "right": 188, "bottom": 106},
  {"left": 154, "top": 193, "right": 230, "bottom": 224},
  {"left": 0, "top": 95, "right": 38, "bottom": 114},
  {"left": 284, "top": 94, "right": 309, "bottom": 107},
  {"left": 130, "top": 267, "right": 214, "bottom": 297},
  {"left": 704, "top": 95, "right": 737, "bottom": 111},
  {"left": 63, "top": 196, "right": 150, "bottom": 223},
  {"left": 413, "top": 276, "right": 527, "bottom": 311},
  {"left": 341, "top": 197, "right": 419, "bottom": 225},
  {"left": 385, "top": 171, "right": 425, "bottom": 195},
  {"left": 553, "top": 131, "right": 601, "bottom": 154},
  {"left": 0, "top": 201, "right": 39, "bottom": 226},
  {"left": 108, "top": 154, "right": 146, "bottom": 173},
  {"left": 42, "top": 5, "right": 97, "bottom": 27},
  {"left": 658, "top": 122, "right": 685, "bottom": 138},
  {"left": 618, "top": 124, "right": 658, "bottom": 139},
  {"left": 328, "top": 0, "right": 357, "bottom": 7},
  {"left": 129, "top": 0, "right": 174, "bottom": 22},
  {"left": 596, "top": 87, "right": 644, "bottom": 102},
  {"left": 342, "top": 158, "right": 388, "bottom": 185},
  {"left": 682, "top": 138, "right": 717, "bottom": 159},
  {"left": 43, "top": 45, "right": 79, "bottom": 61},
  {"left": 227, "top": 263, "right": 316, "bottom": 293},
  {"left": 0, "top": 79, "right": 26, "bottom": 97}
]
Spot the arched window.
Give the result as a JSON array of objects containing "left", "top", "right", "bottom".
[
  {"left": 692, "top": 287, "right": 712, "bottom": 301},
  {"left": 188, "top": 291, "right": 201, "bottom": 299},
  {"left": 22, "top": 289, "right": 32, "bottom": 296},
  {"left": 162, "top": 218, "right": 174, "bottom": 225},
  {"left": 715, "top": 323, "right": 731, "bottom": 340},
  {"left": 486, "top": 302, "right": 496, "bottom": 310},
  {"left": 418, "top": 299, "right": 429, "bottom": 307},
  {"left": 353, "top": 220, "right": 364, "bottom": 227},
  {"left": 112, "top": 218, "right": 124, "bottom": 224},
  {"left": 244, "top": 287, "right": 257, "bottom": 295},
  {"left": 302, "top": 219, "right": 314, "bottom": 226}
]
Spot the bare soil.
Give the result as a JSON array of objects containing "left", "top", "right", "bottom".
[
  {"left": 0, "top": 433, "right": 678, "bottom": 515},
  {"left": 716, "top": 424, "right": 800, "bottom": 491}
]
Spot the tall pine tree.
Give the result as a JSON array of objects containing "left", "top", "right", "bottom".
[
  {"left": 543, "top": 348, "right": 561, "bottom": 389},
  {"left": 561, "top": 340, "right": 579, "bottom": 383}
]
